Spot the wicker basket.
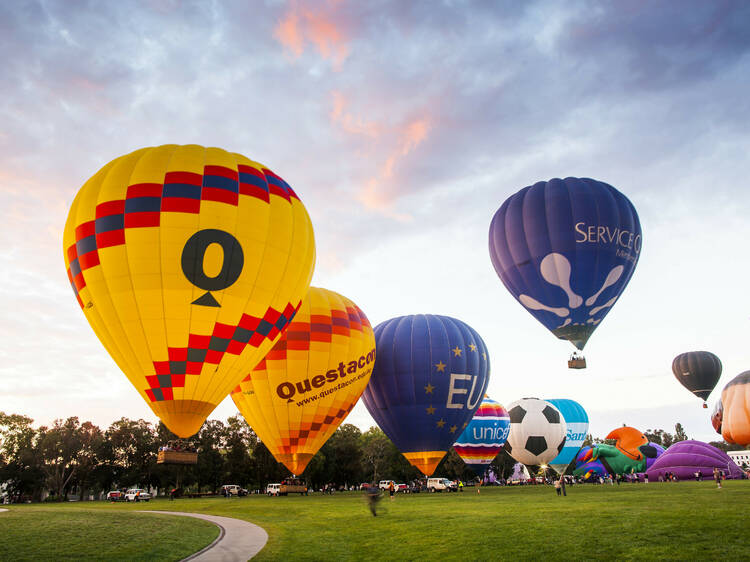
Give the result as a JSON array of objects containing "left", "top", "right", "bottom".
[{"left": 157, "top": 450, "right": 198, "bottom": 465}]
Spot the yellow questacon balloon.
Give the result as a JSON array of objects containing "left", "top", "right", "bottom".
[
  {"left": 231, "top": 287, "right": 375, "bottom": 475},
  {"left": 63, "top": 145, "right": 315, "bottom": 437}
]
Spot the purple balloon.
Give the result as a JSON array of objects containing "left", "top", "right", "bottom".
[{"left": 646, "top": 440, "right": 745, "bottom": 481}]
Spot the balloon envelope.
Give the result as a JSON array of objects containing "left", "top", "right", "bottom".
[
  {"left": 231, "top": 287, "right": 374, "bottom": 475},
  {"left": 505, "top": 398, "right": 567, "bottom": 466},
  {"left": 646, "top": 440, "right": 744, "bottom": 481},
  {"left": 361, "top": 314, "right": 490, "bottom": 476},
  {"left": 489, "top": 177, "right": 641, "bottom": 350},
  {"left": 63, "top": 145, "right": 315, "bottom": 437},
  {"left": 672, "top": 351, "right": 722, "bottom": 402},
  {"left": 573, "top": 446, "right": 608, "bottom": 479},
  {"left": 453, "top": 396, "right": 510, "bottom": 476},
  {"left": 721, "top": 371, "right": 750, "bottom": 446},
  {"left": 546, "top": 398, "right": 589, "bottom": 474}
]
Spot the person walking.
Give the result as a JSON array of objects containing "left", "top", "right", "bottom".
[
  {"left": 388, "top": 481, "right": 395, "bottom": 500},
  {"left": 554, "top": 478, "right": 562, "bottom": 496},
  {"left": 365, "top": 485, "right": 381, "bottom": 516},
  {"left": 713, "top": 467, "right": 722, "bottom": 489}
]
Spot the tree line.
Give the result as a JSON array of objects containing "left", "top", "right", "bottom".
[{"left": 0, "top": 411, "right": 736, "bottom": 502}]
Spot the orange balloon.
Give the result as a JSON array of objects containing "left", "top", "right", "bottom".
[
  {"left": 231, "top": 287, "right": 375, "bottom": 475},
  {"left": 721, "top": 371, "right": 750, "bottom": 446}
]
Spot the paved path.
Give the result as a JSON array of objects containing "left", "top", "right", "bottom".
[
  {"left": 140, "top": 511, "right": 268, "bottom": 561},
  {"left": 0, "top": 508, "right": 7, "bottom": 513}
]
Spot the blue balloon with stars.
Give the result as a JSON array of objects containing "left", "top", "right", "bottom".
[{"left": 361, "top": 314, "right": 491, "bottom": 476}]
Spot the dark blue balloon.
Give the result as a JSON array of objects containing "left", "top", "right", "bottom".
[
  {"left": 361, "top": 314, "right": 490, "bottom": 476},
  {"left": 489, "top": 177, "right": 641, "bottom": 350}
]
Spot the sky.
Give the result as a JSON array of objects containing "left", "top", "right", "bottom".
[{"left": 1, "top": 0, "right": 749, "bottom": 445}]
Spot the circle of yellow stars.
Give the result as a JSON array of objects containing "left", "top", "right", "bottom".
[{"left": 423, "top": 340, "right": 484, "bottom": 434}]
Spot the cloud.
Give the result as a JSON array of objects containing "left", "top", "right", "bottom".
[{"left": 274, "top": 0, "right": 351, "bottom": 69}]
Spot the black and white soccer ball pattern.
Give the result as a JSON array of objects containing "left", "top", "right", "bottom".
[{"left": 505, "top": 398, "right": 567, "bottom": 466}]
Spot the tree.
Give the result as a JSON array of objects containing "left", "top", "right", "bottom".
[
  {"left": 223, "top": 416, "right": 256, "bottom": 487},
  {"left": 104, "top": 418, "right": 157, "bottom": 489},
  {"left": 324, "top": 424, "right": 363, "bottom": 486},
  {"left": 0, "top": 412, "right": 44, "bottom": 501},
  {"left": 68, "top": 421, "right": 104, "bottom": 500},
  {"left": 195, "top": 420, "right": 226, "bottom": 493},
  {"left": 37, "top": 417, "right": 86, "bottom": 500},
  {"left": 435, "top": 448, "right": 474, "bottom": 481},
  {"left": 673, "top": 423, "right": 689, "bottom": 443},
  {"left": 360, "top": 427, "right": 390, "bottom": 483}
]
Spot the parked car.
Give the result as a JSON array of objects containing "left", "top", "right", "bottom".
[
  {"left": 426, "top": 478, "right": 457, "bottom": 492},
  {"left": 396, "top": 483, "right": 408, "bottom": 493},
  {"left": 378, "top": 480, "right": 396, "bottom": 491},
  {"left": 106, "top": 490, "right": 125, "bottom": 502},
  {"left": 266, "top": 483, "right": 281, "bottom": 496},
  {"left": 359, "top": 483, "right": 373, "bottom": 490},
  {"left": 124, "top": 488, "right": 151, "bottom": 502},
  {"left": 221, "top": 485, "right": 248, "bottom": 497}
]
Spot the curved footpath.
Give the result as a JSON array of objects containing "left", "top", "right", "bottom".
[
  {"left": 0, "top": 508, "right": 7, "bottom": 513},
  {"left": 140, "top": 511, "right": 268, "bottom": 561}
]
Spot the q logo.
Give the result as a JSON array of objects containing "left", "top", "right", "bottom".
[{"left": 181, "top": 229, "right": 244, "bottom": 307}]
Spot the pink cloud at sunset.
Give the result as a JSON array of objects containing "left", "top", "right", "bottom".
[
  {"left": 274, "top": 1, "right": 351, "bottom": 69},
  {"left": 356, "top": 116, "right": 433, "bottom": 220}
]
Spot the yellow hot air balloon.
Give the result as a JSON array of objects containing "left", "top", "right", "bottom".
[
  {"left": 231, "top": 287, "right": 375, "bottom": 475},
  {"left": 63, "top": 145, "right": 315, "bottom": 437}
]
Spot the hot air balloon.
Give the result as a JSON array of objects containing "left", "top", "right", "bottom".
[
  {"left": 545, "top": 398, "right": 589, "bottom": 475},
  {"left": 720, "top": 371, "right": 750, "bottom": 446},
  {"left": 63, "top": 145, "right": 315, "bottom": 437},
  {"left": 361, "top": 314, "right": 490, "bottom": 476},
  {"left": 488, "top": 177, "right": 641, "bottom": 368},
  {"left": 505, "top": 398, "right": 567, "bottom": 467},
  {"left": 231, "top": 287, "right": 375, "bottom": 475},
  {"left": 646, "top": 440, "right": 744, "bottom": 481},
  {"left": 711, "top": 399, "right": 723, "bottom": 435},
  {"left": 672, "top": 351, "right": 722, "bottom": 407},
  {"left": 453, "top": 396, "right": 510, "bottom": 476},
  {"left": 572, "top": 446, "right": 608, "bottom": 480}
]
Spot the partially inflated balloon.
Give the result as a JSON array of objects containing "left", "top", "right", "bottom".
[
  {"left": 720, "top": 371, "right": 750, "bottom": 446},
  {"left": 489, "top": 177, "right": 641, "bottom": 350},
  {"left": 362, "top": 315, "right": 490, "bottom": 476},
  {"left": 63, "top": 145, "right": 315, "bottom": 437},
  {"left": 573, "top": 446, "right": 607, "bottom": 480},
  {"left": 672, "top": 351, "right": 722, "bottom": 405},
  {"left": 231, "top": 287, "right": 374, "bottom": 475},
  {"left": 545, "top": 398, "right": 589, "bottom": 475},
  {"left": 453, "top": 396, "right": 510, "bottom": 476}
]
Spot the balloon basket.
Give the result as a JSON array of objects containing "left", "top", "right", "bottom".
[{"left": 568, "top": 355, "right": 586, "bottom": 369}]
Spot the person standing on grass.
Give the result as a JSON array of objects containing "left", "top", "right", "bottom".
[
  {"left": 554, "top": 478, "right": 561, "bottom": 496},
  {"left": 713, "top": 467, "right": 722, "bottom": 489},
  {"left": 388, "top": 481, "right": 395, "bottom": 500}
]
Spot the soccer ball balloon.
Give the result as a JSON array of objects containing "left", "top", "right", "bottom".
[{"left": 505, "top": 398, "right": 567, "bottom": 466}]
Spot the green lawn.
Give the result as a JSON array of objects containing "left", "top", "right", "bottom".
[
  {"left": 0, "top": 506, "right": 219, "bottom": 561},
  {"left": 2, "top": 481, "right": 748, "bottom": 561}
]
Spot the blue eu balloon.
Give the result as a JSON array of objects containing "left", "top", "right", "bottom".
[
  {"left": 361, "top": 314, "right": 491, "bottom": 476},
  {"left": 489, "top": 177, "right": 641, "bottom": 350},
  {"left": 546, "top": 398, "right": 589, "bottom": 474}
]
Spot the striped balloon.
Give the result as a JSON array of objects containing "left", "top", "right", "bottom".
[{"left": 453, "top": 396, "right": 510, "bottom": 476}]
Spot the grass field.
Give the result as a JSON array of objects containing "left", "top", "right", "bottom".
[{"left": 1, "top": 481, "right": 748, "bottom": 561}]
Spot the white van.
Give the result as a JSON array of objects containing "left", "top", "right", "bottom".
[
  {"left": 266, "top": 483, "right": 281, "bottom": 496},
  {"left": 426, "top": 478, "right": 457, "bottom": 492},
  {"left": 378, "top": 480, "right": 396, "bottom": 491}
]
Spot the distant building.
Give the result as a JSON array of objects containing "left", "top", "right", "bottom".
[{"left": 727, "top": 450, "right": 750, "bottom": 468}]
